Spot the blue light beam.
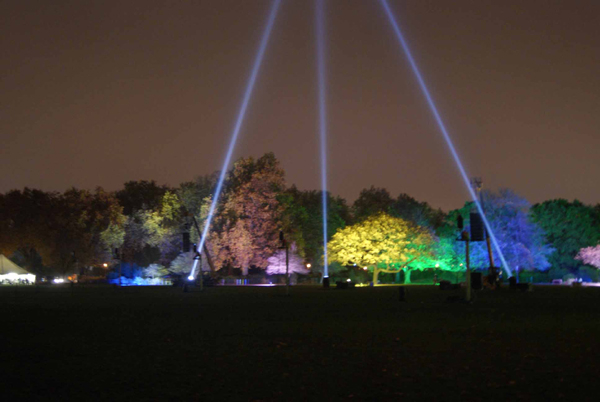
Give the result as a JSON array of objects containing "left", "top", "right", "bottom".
[
  {"left": 316, "top": 0, "right": 329, "bottom": 277},
  {"left": 378, "top": 0, "right": 512, "bottom": 276},
  {"left": 189, "top": 0, "right": 282, "bottom": 280}
]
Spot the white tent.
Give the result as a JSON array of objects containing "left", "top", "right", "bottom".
[{"left": 0, "top": 254, "right": 36, "bottom": 284}]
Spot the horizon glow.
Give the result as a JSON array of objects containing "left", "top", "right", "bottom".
[
  {"left": 189, "top": 0, "right": 282, "bottom": 280},
  {"left": 316, "top": 0, "right": 329, "bottom": 277},
  {"left": 378, "top": 0, "right": 513, "bottom": 276}
]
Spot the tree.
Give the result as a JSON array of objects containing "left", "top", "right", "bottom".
[
  {"left": 177, "top": 173, "right": 217, "bottom": 218},
  {"left": 0, "top": 187, "right": 123, "bottom": 276},
  {"left": 0, "top": 188, "right": 57, "bottom": 273},
  {"left": 143, "top": 264, "right": 168, "bottom": 278},
  {"left": 531, "top": 199, "right": 600, "bottom": 272},
  {"left": 352, "top": 186, "right": 394, "bottom": 222},
  {"left": 46, "top": 188, "right": 124, "bottom": 276},
  {"left": 119, "top": 191, "right": 183, "bottom": 267},
  {"left": 390, "top": 193, "right": 445, "bottom": 230},
  {"left": 481, "top": 189, "right": 552, "bottom": 273},
  {"left": 266, "top": 243, "right": 309, "bottom": 276},
  {"left": 170, "top": 252, "right": 195, "bottom": 275},
  {"left": 438, "top": 189, "right": 552, "bottom": 276},
  {"left": 281, "top": 186, "right": 351, "bottom": 273},
  {"left": 576, "top": 245, "right": 600, "bottom": 269},
  {"left": 328, "top": 213, "right": 436, "bottom": 284},
  {"left": 211, "top": 153, "right": 285, "bottom": 275},
  {"left": 116, "top": 180, "right": 171, "bottom": 215}
]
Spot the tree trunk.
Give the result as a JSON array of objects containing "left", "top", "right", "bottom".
[
  {"left": 403, "top": 267, "right": 412, "bottom": 284},
  {"left": 373, "top": 268, "right": 380, "bottom": 285},
  {"left": 242, "top": 266, "right": 248, "bottom": 276}
]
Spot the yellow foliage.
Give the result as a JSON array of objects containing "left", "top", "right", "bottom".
[{"left": 328, "top": 213, "right": 434, "bottom": 269}]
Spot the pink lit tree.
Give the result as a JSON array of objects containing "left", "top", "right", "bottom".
[{"left": 575, "top": 245, "right": 600, "bottom": 269}]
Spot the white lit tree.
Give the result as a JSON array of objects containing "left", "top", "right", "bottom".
[
  {"left": 266, "top": 243, "right": 309, "bottom": 276},
  {"left": 143, "top": 264, "right": 168, "bottom": 278}
]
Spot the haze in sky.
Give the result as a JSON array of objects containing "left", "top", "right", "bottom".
[{"left": 1, "top": 0, "right": 599, "bottom": 211}]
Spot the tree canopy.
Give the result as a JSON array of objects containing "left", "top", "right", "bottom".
[
  {"left": 328, "top": 213, "right": 436, "bottom": 283},
  {"left": 531, "top": 199, "right": 600, "bottom": 272},
  {"left": 210, "top": 152, "right": 285, "bottom": 275}
]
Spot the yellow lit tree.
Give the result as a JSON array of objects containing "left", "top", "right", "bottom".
[{"left": 328, "top": 213, "right": 436, "bottom": 284}]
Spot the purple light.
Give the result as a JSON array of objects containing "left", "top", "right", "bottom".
[
  {"left": 378, "top": 0, "right": 512, "bottom": 276},
  {"left": 316, "top": 0, "right": 329, "bottom": 277},
  {"left": 189, "top": 0, "right": 282, "bottom": 280}
]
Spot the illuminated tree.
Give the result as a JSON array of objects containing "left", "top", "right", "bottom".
[
  {"left": 177, "top": 174, "right": 217, "bottom": 218},
  {"left": 266, "top": 243, "right": 309, "bottom": 276},
  {"left": 119, "top": 190, "right": 184, "bottom": 267},
  {"left": 480, "top": 189, "right": 552, "bottom": 273},
  {"left": 143, "top": 264, "right": 168, "bottom": 278},
  {"left": 170, "top": 252, "right": 195, "bottom": 274},
  {"left": 435, "top": 190, "right": 552, "bottom": 277},
  {"left": 211, "top": 153, "right": 285, "bottom": 275},
  {"left": 576, "top": 245, "right": 600, "bottom": 269},
  {"left": 328, "top": 213, "right": 435, "bottom": 284}
]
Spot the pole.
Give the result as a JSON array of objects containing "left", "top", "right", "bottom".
[
  {"left": 485, "top": 235, "right": 495, "bottom": 275},
  {"left": 285, "top": 244, "right": 290, "bottom": 296},
  {"left": 474, "top": 178, "right": 496, "bottom": 276},
  {"left": 191, "top": 216, "right": 205, "bottom": 292},
  {"left": 466, "top": 239, "right": 471, "bottom": 302},
  {"left": 118, "top": 249, "right": 122, "bottom": 287},
  {"left": 199, "top": 255, "right": 204, "bottom": 292}
]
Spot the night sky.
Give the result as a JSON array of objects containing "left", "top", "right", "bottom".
[{"left": 2, "top": 0, "right": 599, "bottom": 211}]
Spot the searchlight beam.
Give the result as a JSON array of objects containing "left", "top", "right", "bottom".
[
  {"left": 189, "top": 0, "right": 282, "bottom": 280},
  {"left": 378, "top": 0, "right": 512, "bottom": 276}
]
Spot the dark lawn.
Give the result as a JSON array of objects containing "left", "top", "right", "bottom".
[{"left": 2, "top": 284, "right": 600, "bottom": 401}]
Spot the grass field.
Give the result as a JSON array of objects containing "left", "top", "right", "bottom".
[{"left": 2, "top": 284, "right": 600, "bottom": 401}]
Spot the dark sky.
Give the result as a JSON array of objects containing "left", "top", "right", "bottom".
[{"left": 2, "top": 0, "right": 599, "bottom": 211}]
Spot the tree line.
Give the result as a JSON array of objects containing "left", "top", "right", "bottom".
[{"left": 1, "top": 152, "right": 599, "bottom": 282}]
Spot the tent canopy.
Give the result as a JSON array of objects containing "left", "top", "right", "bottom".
[{"left": 0, "top": 254, "right": 31, "bottom": 275}]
